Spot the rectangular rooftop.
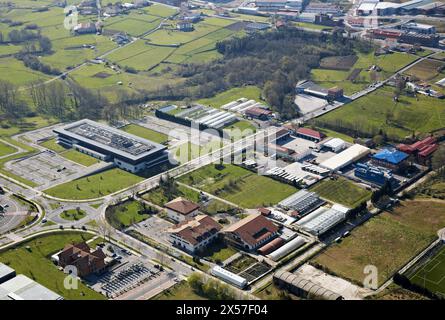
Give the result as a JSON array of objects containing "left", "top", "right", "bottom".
[{"left": 54, "top": 119, "right": 167, "bottom": 161}]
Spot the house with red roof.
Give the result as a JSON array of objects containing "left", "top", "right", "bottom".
[
  {"left": 165, "top": 197, "right": 200, "bottom": 223},
  {"left": 57, "top": 242, "right": 106, "bottom": 277}
]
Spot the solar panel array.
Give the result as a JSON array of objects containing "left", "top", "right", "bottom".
[{"left": 68, "top": 122, "right": 155, "bottom": 156}]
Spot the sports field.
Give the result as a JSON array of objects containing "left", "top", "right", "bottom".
[
  {"left": 312, "top": 200, "right": 445, "bottom": 287},
  {"left": 406, "top": 245, "right": 445, "bottom": 297}
]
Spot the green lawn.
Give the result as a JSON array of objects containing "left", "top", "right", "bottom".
[
  {"left": 197, "top": 239, "right": 237, "bottom": 263},
  {"left": 178, "top": 164, "right": 298, "bottom": 208},
  {"left": 0, "top": 232, "right": 106, "bottom": 300},
  {"left": 309, "top": 177, "right": 371, "bottom": 208},
  {"left": 121, "top": 124, "right": 168, "bottom": 144},
  {"left": 44, "top": 168, "right": 144, "bottom": 200},
  {"left": 312, "top": 200, "right": 445, "bottom": 286},
  {"left": 311, "top": 51, "right": 418, "bottom": 95},
  {"left": 105, "top": 200, "right": 149, "bottom": 229},
  {"left": 0, "top": 140, "right": 17, "bottom": 157},
  {"left": 152, "top": 281, "right": 207, "bottom": 300},
  {"left": 197, "top": 86, "right": 265, "bottom": 109},
  {"left": 316, "top": 85, "right": 445, "bottom": 140},
  {"left": 60, "top": 149, "right": 100, "bottom": 167},
  {"left": 142, "top": 183, "right": 235, "bottom": 215},
  {"left": 60, "top": 209, "right": 87, "bottom": 221},
  {"left": 40, "top": 138, "right": 67, "bottom": 153}
]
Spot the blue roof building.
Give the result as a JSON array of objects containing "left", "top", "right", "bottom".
[{"left": 371, "top": 148, "right": 409, "bottom": 170}]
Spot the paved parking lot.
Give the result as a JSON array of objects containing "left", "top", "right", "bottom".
[
  {"left": 132, "top": 216, "right": 173, "bottom": 246},
  {"left": 4, "top": 150, "right": 86, "bottom": 188},
  {"left": 17, "top": 124, "right": 62, "bottom": 144},
  {"left": 100, "top": 263, "right": 161, "bottom": 298}
]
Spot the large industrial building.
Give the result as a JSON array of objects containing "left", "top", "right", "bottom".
[
  {"left": 278, "top": 190, "right": 326, "bottom": 218},
  {"left": 295, "top": 204, "right": 349, "bottom": 236},
  {"left": 0, "top": 263, "right": 62, "bottom": 300},
  {"left": 354, "top": 163, "right": 394, "bottom": 186},
  {"left": 320, "top": 144, "right": 370, "bottom": 172},
  {"left": 273, "top": 270, "right": 344, "bottom": 300},
  {"left": 371, "top": 148, "right": 409, "bottom": 171},
  {"left": 53, "top": 119, "right": 169, "bottom": 173}
]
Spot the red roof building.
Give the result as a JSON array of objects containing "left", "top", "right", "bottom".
[
  {"left": 223, "top": 213, "right": 279, "bottom": 250},
  {"left": 245, "top": 107, "right": 272, "bottom": 120},
  {"left": 165, "top": 197, "right": 200, "bottom": 223},
  {"left": 168, "top": 215, "right": 222, "bottom": 253},
  {"left": 296, "top": 127, "right": 325, "bottom": 142},
  {"left": 396, "top": 136, "right": 438, "bottom": 162},
  {"left": 58, "top": 242, "right": 106, "bottom": 277}
]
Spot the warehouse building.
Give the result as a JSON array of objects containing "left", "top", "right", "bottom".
[
  {"left": 0, "top": 274, "right": 63, "bottom": 300},
  {"left": 371, "top": 148, "right": 409, "bottom": 171},
  {"left": 354, "top": 163, "right": 394, "bottom": 186},
  {"left": 320, "top": 144, "right": 370, "bottom": 172},
  {"left": 322, "top": 138, "right": 347, "bottom": 153},
  {"left": 54, "top": 119, "right": 168, "bottom": 173},
  {"left": 168, "top": 215, "right": 221, "bottom": 253},
  {"left": 401, "top": 22, "right": 436, "bottom": 34},
  {"left": 397, "top": 136, "right": 438, "bottom": 163},
  {"left": 278, "top": 190, "right": 326, "bottom": 218},
  {"left": 258, "top": 237, "right": 285, "bottom": 255},
  {"left": 0, "top": 263, "right": 15, "bottom": 284},
  {"left": 223, "top": 213, "right": 279, "bottom": 251},
  {"left": 295, "top": 204, "right": 349, "bottom": 236},
  {"left": 273, "top": 270, "right": 344, "bottom": 300},
  {"left": 211, "top": 266, "right": 247, "bottom": 288},
  {"left": 295, "top": 127, "right": 325, "bottom": 142},
  {"left": 244, "top": 106, "right": 273, "bottom": 120},
  {"left": 267, "top": 236, "right": 307, "bottom": 261}
]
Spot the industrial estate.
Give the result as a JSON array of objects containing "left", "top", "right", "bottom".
[{"left": 0, "top": 0, "right": 444, "bottom": 304}]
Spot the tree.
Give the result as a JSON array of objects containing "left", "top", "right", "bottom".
[{"left": 38, "top": 36, "right": 52, "bottom": 53}]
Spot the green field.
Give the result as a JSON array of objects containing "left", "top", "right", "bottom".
[
  {"left": 105, "top": 200, "right": 149, "bottom": 229},
  {"left": 311, "top": 51, "right": 418, "bottom": 95},
  {"left": 0, "top": 232, "right": 106, "bottom": 300},
  {"left": 152, "top": 281, "right": 207, "bottom": 300},
  {"left": 197, "top": 86, "right": 265, "bottom": 109},
  {"left": 309, "top": 177, "right": 371, "bottom": 208},
  {"left": 312, "top": 200, "right": 445, "bottom": 286},
  {"left": 406, "top": 245, "right": 445, "bottom": 297},
  {"left": 0, "top": 140, "right": 17, "bottom": 157},
  {"left": 316, "top": 85, "right": 445, "bottom": 140},
  {"left": 141, "top": 183, "right": 235, "bottom": 216},
  {"left": 40, "top": 138, "right": 67, "bottom": 153},
  {"left": 0, "top": 117, "right": 57, "bottom": 137},
  {"left": 121, "top": 124, "right": 168, "bottom": 144},
  {"left": 40, "top": 139, "right": 99, "bottom": 166},
  {"left": 44, "top": 168, "right": 144, "bottom": 200},
  {"left": 60, "top": 208, "right": 87, "bottom": 221},
  {"left": 178, "top": 164, "right": 297, "bottom": 208},
  {"left": 197, "top": 239, "right": 237, "bottom": 263},
  {"left": 60, "top": 149, "right": 100, "bottom": 167}
]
